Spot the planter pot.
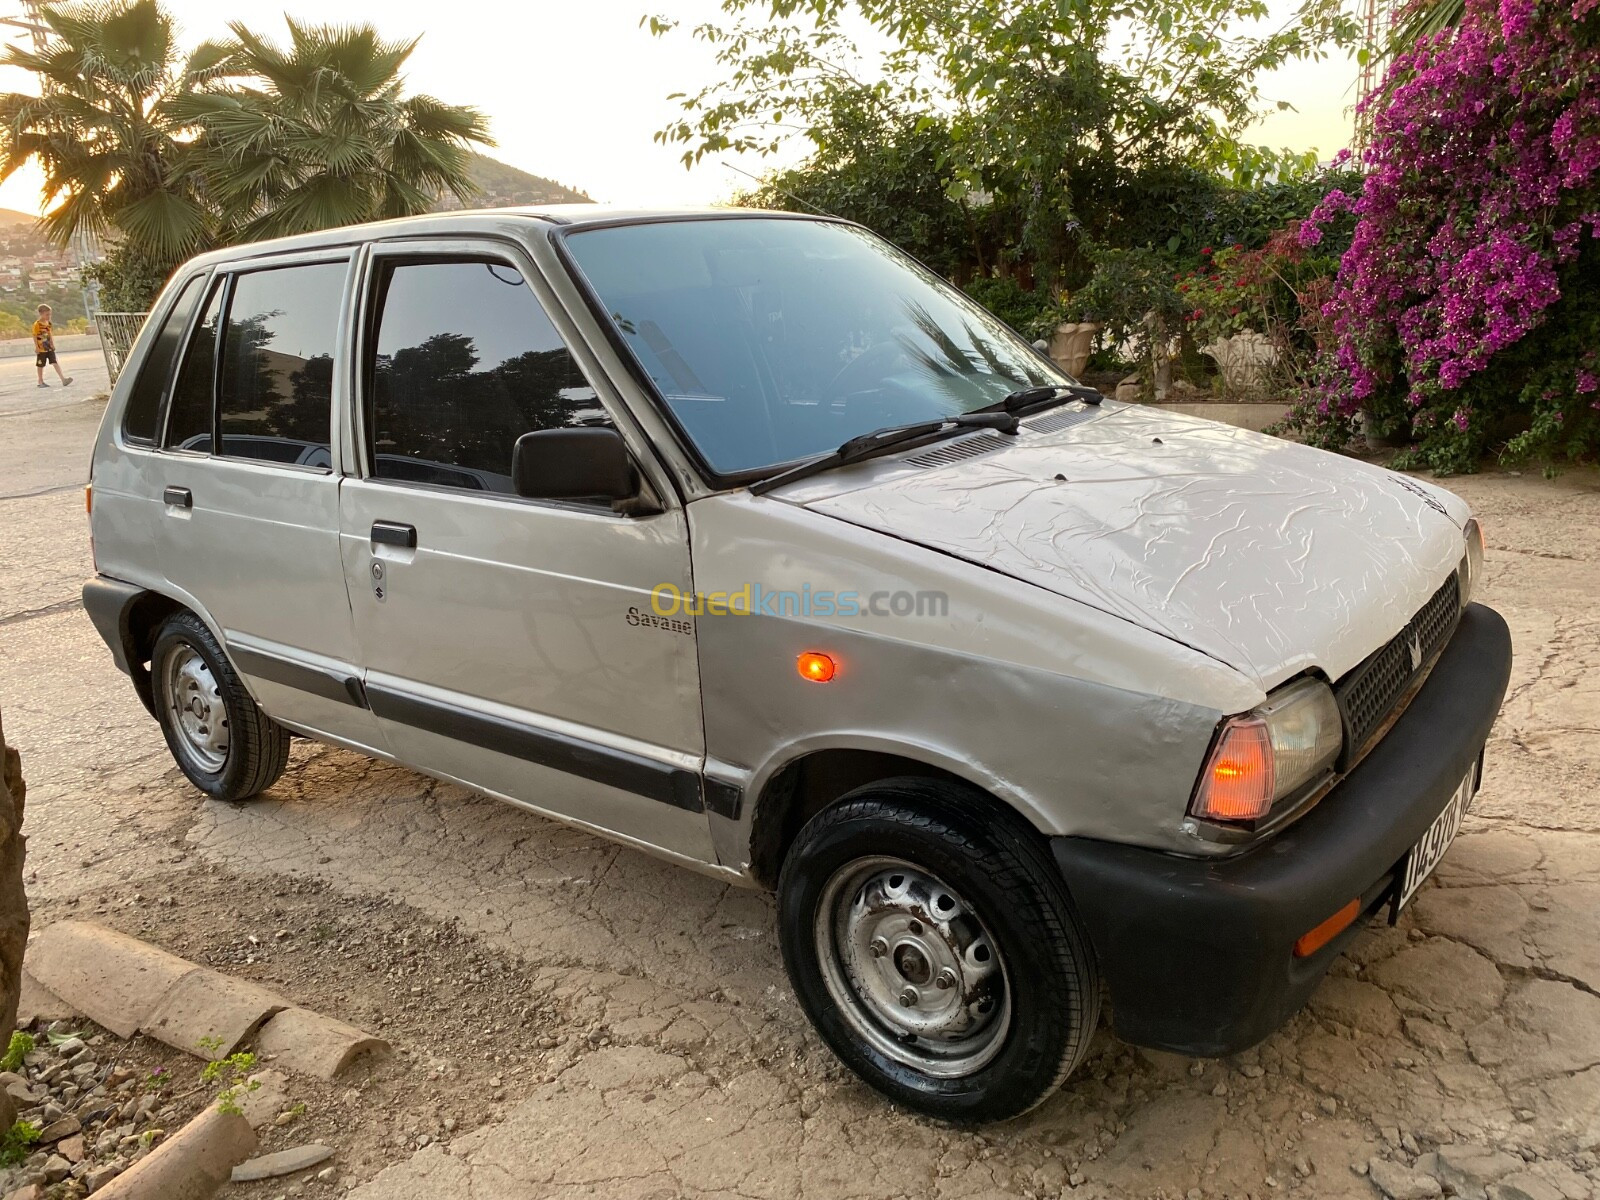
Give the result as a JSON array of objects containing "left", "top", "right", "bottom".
[
  {"left": 1200, "top": 332, "right": 1278, "bottom": 394},
  {"left": 1047, "top": 321, "right": 1100, "bottom": 379}
]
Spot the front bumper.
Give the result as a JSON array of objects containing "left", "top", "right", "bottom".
[{"left": 1052, "top": 602, "right": 1513, "bottom": 1057}]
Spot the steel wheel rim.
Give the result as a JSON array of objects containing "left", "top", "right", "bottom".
[
  {"left": 164, "top": 644, "right": 228, "bottom": 774},
  {"left": 814, "top": 855, "right": 1011, "bottom": 1078}
]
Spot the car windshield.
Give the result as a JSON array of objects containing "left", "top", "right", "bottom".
[{"left": 562, "top": 217, "right": 1071, "bottom": 476}]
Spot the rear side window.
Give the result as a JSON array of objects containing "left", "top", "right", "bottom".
[
  {"left": 366, "top": 259, "right": 607, "bottom": 494},
  {"left": 123, "top": 275, "right": 204, "bottom": 445},
  {"left": 218, "top": 263, "right": 345, "bottom": 468},
  {"left": 165, "top": 280, "right": 224, "bottom": 452}
]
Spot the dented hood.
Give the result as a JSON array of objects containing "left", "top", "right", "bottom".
[{"left": 790, "top": 403, "right": 1469, "bottom": 692}]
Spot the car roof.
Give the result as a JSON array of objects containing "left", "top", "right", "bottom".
[{"left": 181, "top": 204, "right": 821, "bottom": 268}]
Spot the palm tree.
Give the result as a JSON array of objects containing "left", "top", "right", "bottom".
[
  {"left": 0, "top": 0, "right": 226, "bottom": 260},
  {"left": 1388, "top": 0, "right": 1465, "bottom": 57},
  {"left": 181, "top": 20, "right": 492, "bottom": 242}
]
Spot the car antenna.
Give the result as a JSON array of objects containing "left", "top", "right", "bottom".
[{"left": 719, "top": 161, "right": 840, "bottom": 219}]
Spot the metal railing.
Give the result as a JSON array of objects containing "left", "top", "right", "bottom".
[{"left": 95, "top": 312, "right": 150, "bottom": 386}]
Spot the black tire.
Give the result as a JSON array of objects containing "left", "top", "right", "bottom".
[
  {"left": 151, "top": 610, "right": 290, "bottom": 802},
  {"left": 777, "top": 778, "right": 1100, "bottom": 1122}
]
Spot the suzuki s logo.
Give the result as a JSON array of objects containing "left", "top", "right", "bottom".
[{"left": 1409, "top": 633, "right": 1423, "bottom": 672}]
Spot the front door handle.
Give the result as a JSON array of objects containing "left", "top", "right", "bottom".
[
  {"left": 371, "top": 521, "right": 417, "bottom": 549},
  {"left": 163, "top": 486, "right": 192, "bottom": 509}
]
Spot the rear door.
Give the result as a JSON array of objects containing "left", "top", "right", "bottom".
[
  {"left": 154, "top": 253, "right": 384, "bottom": 752},
  {"left": 336, "top": 240, "right": 713, "bottom": 861}
]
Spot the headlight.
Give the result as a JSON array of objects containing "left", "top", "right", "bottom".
[
  {"left": 1459, "top": 517, "right": 1484, "bottom": 606},
  {"left": 1190, "top": 679, "right": 1343, "bottom": 823}
]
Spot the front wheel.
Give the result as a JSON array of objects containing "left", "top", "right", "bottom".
[{"left": 777, "top": 779, "right": 1100, "bottom": 1122}]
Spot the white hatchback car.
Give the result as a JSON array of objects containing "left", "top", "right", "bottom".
[{"left": 84, "top": 207, "right": 1511, "bottom": 1121}]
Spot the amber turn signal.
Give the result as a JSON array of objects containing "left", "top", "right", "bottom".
[
  {"left": 84, "top": 483, "right": 92, "bottom": 515},
  {"left": 796, "top": 651, "right": 837, "bottom": 683},
  {"left": 1293, "top": 898, "right": 1360, "bottom": 958},
  {"left": 1191, "top": 717, "right": 1275, "bottom": 822}
]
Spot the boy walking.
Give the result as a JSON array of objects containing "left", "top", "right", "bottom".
[{"left": 33, "top": 304, "right": 72, "bottom": 388}]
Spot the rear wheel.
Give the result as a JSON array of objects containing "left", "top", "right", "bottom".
[
  {"left": 151, "top": 611, "right": 289, "bottom": 801},
  {"left": 777, "top": 778, "right": 1100, "bottom": 1122}
]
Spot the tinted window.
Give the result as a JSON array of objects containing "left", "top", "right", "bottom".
[
  {"left": 123, "top": 275, "right": 204, "bottom": 444},
  {"left": 218, "top": 263, "right": 345, "bottom": 466},
  {"left": 367, "top": 260, "right": 607, "bottom": 494},
  {"left": 165, "top": 280, "right": 224, "bottom": 451}
]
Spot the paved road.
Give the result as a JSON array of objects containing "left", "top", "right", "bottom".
[
  {"left": 0, "top": 348, "right": 109, "bottom": 416},
  {"left": 1, "top": 399, "right": 1597, "bottom": 1200}
]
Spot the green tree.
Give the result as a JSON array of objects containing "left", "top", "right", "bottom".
[
  {"left": 180, "top": 19, "right": 492, "bottom": 242},
  {"left": 652, "top": 0, "right": 1359, "bottom": 284},
  {"left": 0, "top": 0, "right": 226, "bottom": 260}
]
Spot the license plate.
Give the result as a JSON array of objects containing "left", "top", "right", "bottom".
[{"left": 1397, "top": 763, "right": 1478, "bottom": 911}]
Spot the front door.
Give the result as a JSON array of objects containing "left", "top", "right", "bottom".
[
  {"left": 337, "top": 243, "right": 712, "bottom": 861},
  {"left": 154, "top": 254, "right": 385, "bottom": 753}
]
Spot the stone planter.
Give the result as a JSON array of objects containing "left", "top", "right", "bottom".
[
  {"left": 1201, "top": 331, "right": 1278, "bottom": 394},
  {"left": 1047, "top": 321, "right": 1100, "bottom": 379}
]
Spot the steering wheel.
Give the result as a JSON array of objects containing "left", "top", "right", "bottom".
[{"left": 827, "top": 339, "right": 912, "bottom": 396}]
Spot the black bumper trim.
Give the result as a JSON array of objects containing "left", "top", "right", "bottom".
[
  {"left": 1052, "top": 602, "right": 1513, "bottom": 1057},
  {"left": 82, "top": 575, "right": 157, "bottom": 716}
]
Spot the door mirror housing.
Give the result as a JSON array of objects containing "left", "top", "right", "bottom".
[{"left": 512, "top": 427, "right": 637, "bottom": 504}]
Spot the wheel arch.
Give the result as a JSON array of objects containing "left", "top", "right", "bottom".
[
  {"left": 744, "top": 740, "right": 1049, "bottom": 889},
  {"left": 84, "top": 579, "right": 229, "bottom": 718}
]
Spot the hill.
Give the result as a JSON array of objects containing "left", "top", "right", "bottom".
[
  {"left": 0, "top": 208, "right": 39, "bottom": 227},
  {"left": 434, "top": 152, "right": 591, "bottom": 212}
]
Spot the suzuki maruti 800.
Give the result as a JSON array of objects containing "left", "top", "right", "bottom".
[{"left": 83, "top": 208, "right": 1511, "bottom": 1120}]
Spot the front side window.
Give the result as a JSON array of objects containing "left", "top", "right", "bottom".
[
  {"left": 124, "top": 274, "right": 205, "bottom": 444},
  {"left": 217, "top": 263, "right": 345, "bottom": 468},
  {"left": 165, "top": 280, "right": 224, "bottom": 452},
  {"left": 365, "top": 259, "right": 608, "bottom": 495},
  {"left": 562, "top": 218, "right": 1067, "bottom": 476}
]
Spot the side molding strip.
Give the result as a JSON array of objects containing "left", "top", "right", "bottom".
[
  {"left": 231, "top": 647, "right": 367, "bottom": 710},
  {"left": 365, "top": 685, "right": 706, "bottom": 814}
]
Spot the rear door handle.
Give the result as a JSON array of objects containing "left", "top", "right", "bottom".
[
  {"left": 163, "top": 486, "right": 192, "bottom": 509},
  {"left": 371, "top": 521, "right": 417, "bottom": 549}
]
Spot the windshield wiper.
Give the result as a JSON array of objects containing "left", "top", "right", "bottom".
[
  {"left": 750, "top": 412, "right": 1020, "bottom": 496},
  {"left": 983, "top": 383, "right": 1106, "bottom": 416}
]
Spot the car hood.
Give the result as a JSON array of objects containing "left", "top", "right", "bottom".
[{"left": 787, "top": 402, "right": 1468, "bottom": 692}]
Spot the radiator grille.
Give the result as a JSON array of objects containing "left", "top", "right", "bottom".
[{"left": 1336, "top": 572, "right": 1461, "bottom": 759}]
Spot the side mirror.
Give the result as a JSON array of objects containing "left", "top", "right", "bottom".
[{"left": 512, "top": 427, "right": 637, "bottom": 503}]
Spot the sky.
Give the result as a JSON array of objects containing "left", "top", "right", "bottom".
[{"left": 0, "top": 0, "right": 1362, "bottom": 217}]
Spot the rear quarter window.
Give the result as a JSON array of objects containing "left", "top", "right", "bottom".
[{"left": 121, "top": 274, "right": 205, "bottom": 445}]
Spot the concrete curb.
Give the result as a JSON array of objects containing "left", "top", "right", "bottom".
[
  {"left": 0, "top": 334, "right": 101, "bottom": 358},
  {"left": 256, "top": 1006, "right": 388, "bottom": 1080},
  {"left": 91, "top": 1070, "right": 288, "bottom": 1200},
  {"left": 17, "top": 970, "right": 77, "bottom": 1026},
  {"left": 23, "top": 921, "right": 387, "bottom": 1077},
  {"left": 26, "top": 922, "right": 191, "bottom": 1038},
  {"left": 143, "top": 971, "right": 286, "bottom": 1060}
]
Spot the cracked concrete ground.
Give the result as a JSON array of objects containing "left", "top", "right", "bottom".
[{"left": 2, "top": 390, "right": 1598, "bottom": 1199}]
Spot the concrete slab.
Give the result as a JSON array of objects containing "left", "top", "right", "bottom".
[
  {"left": 231, "top": 1144, "right": 334, "bottom": 1182},
  {"left": 25, "top": 921, "right": 193, "bottom": 1038}
]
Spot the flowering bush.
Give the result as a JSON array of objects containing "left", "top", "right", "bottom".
[
  {"left": 1176, "top": 226, "right": 1346, "bottom": 382},
  {"left": 1290, "top": 0, "right": 1600, "bottom": 471}
]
